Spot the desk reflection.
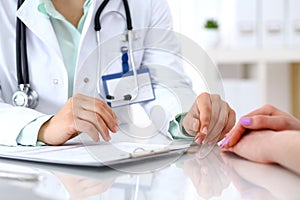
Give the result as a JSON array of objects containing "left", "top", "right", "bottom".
[
  {"left": 183, "top": 146, "right": 230, "bottom": 199},
  {"left": 221, "top": 152, "right": 300, "bottom": 200},
  {"left": 53, "top": 171, "right": 115, "bottom": 199},
  {"left": 1, "top": 145, "right": 300, "bottom": 200}
]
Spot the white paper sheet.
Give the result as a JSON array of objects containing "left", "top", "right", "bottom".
[{"left": 0, "top": 138, "right": 191, "bottom": 167}]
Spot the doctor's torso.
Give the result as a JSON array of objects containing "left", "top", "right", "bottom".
[{"left": 0, "top": 0, "right": 171, "bottom": 114}]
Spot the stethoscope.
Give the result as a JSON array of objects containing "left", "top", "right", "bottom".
[
  {"left": 12, "top": 0, "right": 139, "bottom": 109},
  {"left": 95, "top": 0, "right": 139, "bottom": 103},
  {"left": 12, "top": 0, "right": 39, "bottom": 108}
]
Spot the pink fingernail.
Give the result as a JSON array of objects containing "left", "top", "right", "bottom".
[
  {"left": 220, "top": 137, "right": 230, "bottom": 148},
  {"left": 202, "top": 127, "right": 208, "bottom": 135},
  {"left": 240, "top": 117, "right": 252, "bottom": 126}
]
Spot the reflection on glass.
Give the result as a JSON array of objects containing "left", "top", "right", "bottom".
[
  {"left": 53, "top": 171, "right": 115, "bottom": 200},
  {"left": 183, "top": 147, "right": 230, "bottom": 199},
  {"left": 221, "top": 152, "right": 300, "bottom": 200}
]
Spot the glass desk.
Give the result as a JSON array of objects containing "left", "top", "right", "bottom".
[{"left": 0, "top": 146, "right": 299, "bottom": 200}]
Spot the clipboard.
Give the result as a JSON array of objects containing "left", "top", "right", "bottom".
[{"left": 0, "top": 139, "right": 191, "bottom": 167}]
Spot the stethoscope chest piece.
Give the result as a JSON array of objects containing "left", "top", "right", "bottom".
[{"left": 12, "top": 84, "right": 39, "bottom": 109}]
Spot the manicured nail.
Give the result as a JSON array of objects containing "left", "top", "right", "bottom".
[
  {"left": 106, "top": 134, "right": 111, "bottom": 141},
  {"left": 220, "top": 137, "right": 230, "bottom": 148},
  {"left": 240, "top": 117, "right": 252, "bottom": 126},
  {"left": 202, "top": 127, "right": 208, "bottom": 135},
  {"left": 113, "top": 126, "right": 118, "bottom": 132},
  {"left": 195, "top": 136, "right": 202, "bottom": 144}
]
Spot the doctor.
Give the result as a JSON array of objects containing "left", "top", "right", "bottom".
[{"left": 0, "top": 0, "right": 235, "bottom": 146}]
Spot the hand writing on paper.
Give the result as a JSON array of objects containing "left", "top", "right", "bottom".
[{"left": 38, "top": 93, "right": 119, "bottom": 145}]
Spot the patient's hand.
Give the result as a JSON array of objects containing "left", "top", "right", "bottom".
[{"left": 221, "top": 104, "right": 300, "bottom": 149}]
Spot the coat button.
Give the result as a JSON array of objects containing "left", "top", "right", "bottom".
[
  {"left": 83, "top": 77, "right": 89, "bottom": 83},
  {"left": 52, "top": 79, "right": 59, "bottom": 85}
]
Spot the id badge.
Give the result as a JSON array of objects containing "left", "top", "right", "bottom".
[{"left": 102, "top": 68, "right": 155, "bottom": 107}]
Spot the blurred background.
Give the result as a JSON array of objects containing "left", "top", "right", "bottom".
[{"left": 167, "top": 0, "right": 300, "bottom": 119}]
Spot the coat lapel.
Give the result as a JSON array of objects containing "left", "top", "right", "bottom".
[{"left": 16, "top": 0, "right": 62, "bottom": 60}]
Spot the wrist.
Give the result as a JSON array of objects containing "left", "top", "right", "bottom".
[
  {"left": 266, "top": 132, "right": 283, "bottom": 164},
  {"left": 37, "top": 117, "right": 52, "bottom": 144},
  {"left": 268, "top": 131, "right": 297, "bottom": 165}
]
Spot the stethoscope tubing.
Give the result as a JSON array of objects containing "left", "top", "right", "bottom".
[
  {"left": 95, "top": 0, "right": 139, "bottom": 103},
  {"left": 16, "top": 0, "right": 29, "bottom": 85}
]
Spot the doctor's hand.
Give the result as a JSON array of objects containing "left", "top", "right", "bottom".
[
  {"left": 220, "top": 104, "right": 300, "bottom": 149},
  {"left": 38, "top": 93, "right": 119, "bottom": 145},
  {"left": 53, "top": 171, "right": 115, "bottom": 199},
  {"left": 182, "top": 93, "right": 235, "bottom": 144}
]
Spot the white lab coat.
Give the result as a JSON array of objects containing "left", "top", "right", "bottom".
[{"left": 0, "top": 0, "right": 196, "bottom": 146}]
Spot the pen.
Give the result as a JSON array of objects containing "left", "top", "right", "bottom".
[{"left": 0, "top": 170, "right": 40, "bottom": 182}]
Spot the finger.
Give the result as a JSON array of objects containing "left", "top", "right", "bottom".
[
  {"left": 94, "top": 98, "right": 118, "bottom": 120},
  {"left": 81, "top": 98, "right": 118, "bottom": 129},
  {"left": 182, "top": 114, "right": 200, "bottom": 137},
  {"left": 242, "top": 104, "right": 285, "bottom": 117},
  {"left": 79, "top": 108, "right": 117, "bottom": 133},
  {"left": 220, "top": 106, "right": 236, "bottom": 140},
  {"left": 220, "top": 109, "right": 264, "bottom": 148},
  {"left": 82, "top": 117, "right": 112, "bottom": 142},
  {"left": 195, "top": 132, "right": 206, "bottom": 144},
  {"left": 196, "top": 93, "right": 212, "bottom": 137},
  {"left": 221, "top": 114, "right": 285, "bottom": 149},
  {"left": 220, "top": 105, "right": 277, "bottom": 149},
  {"left": 75, "top": 119, "right": 100, "bottom": 142},
  {"left": 204, "top": 101, "right": 227, "bottom": 144},
  {"left": 77, "top": 94, "right": 118, "bottom": 124},
  {"left": 76, "top": 109, "right": 113, "bottom": 140},
  {"left": 220, "top": 123, "right": 246, "bottom": 149},
  {"left": 94, "top": 100, "right": 119, "bottom": 129},
  {"left": 239, "top": 115, "right": 291, "bottom": 131}
]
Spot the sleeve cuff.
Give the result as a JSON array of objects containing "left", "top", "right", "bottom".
[
  {"left": 16, "top": 115, "right": 53, "bottom": 146},
  {"left": 168, "top": 112, "right": 194, "bottom": 140}
]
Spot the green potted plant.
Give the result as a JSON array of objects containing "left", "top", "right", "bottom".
[
  {"left": 201, "top": 19, "right": 220, "bottom": 48},
  {"left": 204, "top": 19, "right": 219, "bottom": 29}
]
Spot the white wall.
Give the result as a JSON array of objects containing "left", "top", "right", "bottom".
[{"left": 167, "top": 0, "right": 297, "bottom": 118}]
